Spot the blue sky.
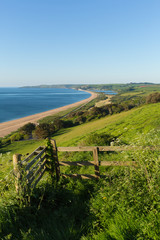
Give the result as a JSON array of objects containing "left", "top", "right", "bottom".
[{"left": 0, "top": 0, "right": 160, "bottom": 87}]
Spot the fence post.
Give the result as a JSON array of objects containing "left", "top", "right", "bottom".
[
  {"left": 13, "top": 154, "right": 22, "bottom": 193},
  {"left": 51, "top": 139, "right": 60, "bottom": 181},
  {"left": 93, "top": 147, "right": 100, "bottom": 178},
  {"left": 110, "top": 141, "right": 114, "bottom": 146}
]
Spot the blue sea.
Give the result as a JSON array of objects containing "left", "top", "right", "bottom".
[{"left": 0, "top": 88, "right": 91, "bottom": 123}]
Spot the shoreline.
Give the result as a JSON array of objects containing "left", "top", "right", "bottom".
[{"left": 0, "top": 90, "right": 97, "bottom": 138}]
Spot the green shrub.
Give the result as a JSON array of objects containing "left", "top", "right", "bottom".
[
  {"left": 80, "top": 133, "right": 115, "bottom": 146},
  {"left": 34, "top": 123, "right": 55, "bottom": 139},
  {"left": 23, "top": 134, "right": 30, "bottom": 140},
  {"left": 10, "top": 132, "right": 24, "bottom": 142},
  {"left": 20, "top": 123, "right": 36, "bottom": 135},
  {"left": 1, "top": 138, "right": 11, "bottom": 146},
  {"left": 63, "top": 120, "right": 74, "bottom": 128},
  {"left": 53, "top": 118, "right": 64, "bottom": 131},
  {"left": 146, "top": 92, "right": 160, "bottom": 104}
]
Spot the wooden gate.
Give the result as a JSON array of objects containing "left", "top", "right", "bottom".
[{"left": 13, "top": 140, "right": 158, "bottom": 192}]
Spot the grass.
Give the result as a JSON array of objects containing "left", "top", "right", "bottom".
[
  {"left": 55, "top": 102, "right": 160, "bottom": 146},
  {"left": 1, "top": 139, "right": 44, "bottom": 155}
]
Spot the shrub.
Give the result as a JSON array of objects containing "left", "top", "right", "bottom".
[
  {"left": 1, "top": 138, "right": 11, "bottom": 145},
  {"left": 63, "top": 120, "right": 74, "bottom": 128},
  {"left": 20, "top": 122, "right": 36, "bottom": 135},
  {"left": 75, "top": 111, "right": 84, "bottom": 117},
  {"left": 10, "top": 132, "right": 24, "bottom": 142},
  {"left": 80, "top": 133, "right": 115, "bottom": 146},
  {"left": 23, "top": 134, "right": 30, "bottom": 140},
  {"left": 53, "top": 118, "right": 64, "bottom": 131},
  {"left": 74, "top": 116, "right": 86, "bottom": 125},
  {"left": 146, "top": 92, "right": 160, "bottom": 104},
  {"left": 89, "top": 107, "right": 102, "bottom": 116},
  {"left": 34, "top": 123, "right": 55, "bottom": 139},
  {"left": 67, "top": 112, "right": 76, "bottom": 118}
]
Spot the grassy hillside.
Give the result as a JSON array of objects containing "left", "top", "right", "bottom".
[
  {"left": 54, "top": 102, "right": 160, "bottom": 146},
  {"left": 1, "top": 102, "right": 160, "bottom": 239}
]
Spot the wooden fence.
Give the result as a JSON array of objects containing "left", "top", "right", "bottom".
[
  {"left": 54, "top": 142, "right": 138, "bottom": 180},
  {"left": 13, "top": 140, "right": 158, "bottom": 192},
  {"left": 13, "top": 146, "right": 47, "bottom": 193}
]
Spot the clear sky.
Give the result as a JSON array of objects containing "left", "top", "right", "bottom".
[{"left": 0, "top": 0, "right": 160, "bottom": 87}]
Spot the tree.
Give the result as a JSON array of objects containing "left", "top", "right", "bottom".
[
  {"left": 34, "top": 123, "right": 55, "bottom": 139},
  {"left": 74, "top": 116, "right": 86, "bottom": 125},
  {"left": 20, "top": 123, "right": 36, "bottom": 135},
  {"left": 53, "top": 118, "right": 64, "bottom": 131}
]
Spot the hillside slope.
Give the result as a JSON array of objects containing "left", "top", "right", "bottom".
[{"left": 55, "top": 102, "right": 160, "bottom": 146}]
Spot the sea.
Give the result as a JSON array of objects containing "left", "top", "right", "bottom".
[{"left": 0, "top": 88, "right": 91, "bottom": 123}]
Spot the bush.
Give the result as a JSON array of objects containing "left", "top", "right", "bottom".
[
  {"left": 53, "top": 118, "right": 64, "bottom": 131},
  {"left": 20, "top": 122, "right": 36, "bottom": 135},
  {"left": 146, "top": 92, "right": 160, "bottom": 104},
  {"left": 89, "top": 107, "right": 102, "bottom": 116},
  {"left": 75, "top": 111, "right": 84, "bottom": 117},
  {"left": 67, "top": 112, "right": 76, "bottom": 118},
  {"left": 34, "top": 123, "right": 55, "bottom": 139},
  {"left": 23, "top": 134, "right": 30, "bottom": 140},
  {"left": 1, "top": 138, "right": 11, "bottom": 145},
  {"left": 80, "top": 133, "right": 115, "bottom": 146},
  {"left": 74, "top": 116, "right": 86, "bottom": 125},
  {"left": 63, "top": 120, "right": 74, "bottom": 128},
  {"left": 10, "top": 132, "right": 24, "bottom": 142}
]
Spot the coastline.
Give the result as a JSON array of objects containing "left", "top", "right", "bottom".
[{"left": 0, "top": 90, "right": 97, "bottom": 138}]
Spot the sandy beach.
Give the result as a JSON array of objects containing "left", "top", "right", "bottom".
[{"left": 0, "top": 90, "right": 97, "bottom": 138}]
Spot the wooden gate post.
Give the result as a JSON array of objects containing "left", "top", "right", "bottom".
[
  {"left": 13, "top": 154, "right": 22, "bottom": 193},
  {"left": 51, "top": 139, "right": 60, "bottom": 181},
  {"left": 93, "top": 147, "right": 100, "bottom": 178}
]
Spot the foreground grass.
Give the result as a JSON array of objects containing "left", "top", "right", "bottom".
[
  {"left": 1, "top": 142, "right": 160, "bottom": 239},
  {"left": 0, "top": 178, "right": 96, "bottom": 240}
]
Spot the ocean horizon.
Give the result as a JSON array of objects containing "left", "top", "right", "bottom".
[{"left": 0, "top": 88, "right": 91, "bottom": 123}]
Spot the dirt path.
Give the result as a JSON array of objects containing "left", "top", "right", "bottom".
[{"left": 0, "top": 90, "right": 97, "bottom": 138}]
